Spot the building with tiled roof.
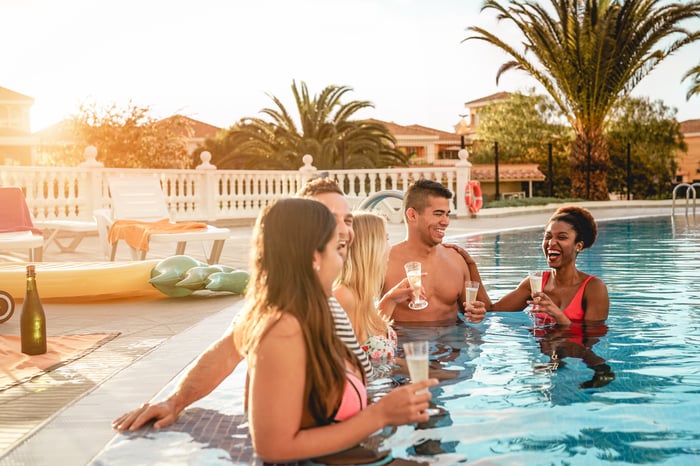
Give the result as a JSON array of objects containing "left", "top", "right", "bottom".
[
  {"left": 0, "top": 86, "right": 35, "bottom": 164},
  {"left": 3, "top": 84, "right": 698, "bottom": 188},
  {"left": 156, "top": 115, "right": 222, "bottom": 155},
  {"left": 678, "top": 119, "right": 700, "bottom": 183},
  {"left": 368, "top": 118, "right": 463, "bottom": 164},
  {"left": 459, "top": 92, "right": 511, "bottom": 137},
  {"left": 471, "top": 163, "right": 545, "bottom": 182},
  {"left": 371, "top": 116, "right": 545, "bottom": 199}
]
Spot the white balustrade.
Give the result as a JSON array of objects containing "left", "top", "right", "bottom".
[{"left": 2, "top": 152, "right": 471, "bottom": 223}]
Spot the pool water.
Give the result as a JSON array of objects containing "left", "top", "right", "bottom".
[
  {"left": 94, "top": 215, "right": 699, "bottom": 466},
  {"left": 379, "top": 216, "right": 700, "bottom": 465}
]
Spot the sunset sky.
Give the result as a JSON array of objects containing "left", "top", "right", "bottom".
[{"left": 4, "top": 0, "right": 699, "bottom": 133}]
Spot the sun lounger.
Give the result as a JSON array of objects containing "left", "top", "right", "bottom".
[{"left": 94, "top": 176, "right": 230, "bottom": 264}]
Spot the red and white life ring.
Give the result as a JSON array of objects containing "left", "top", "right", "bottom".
[{"left": 465, "top": 180, "right": 483, "bottom": 214}]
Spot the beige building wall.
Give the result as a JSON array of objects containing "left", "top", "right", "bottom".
[
  {"left": 678, "top": 120, "right": 700, "bottom": 183},
  {"left": 0, "top": 86, "right": 35, "bottom": 165}
]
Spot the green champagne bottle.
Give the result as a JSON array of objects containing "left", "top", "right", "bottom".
[{"left": 20, "top": 265, "right": 47, "bottom": 355}]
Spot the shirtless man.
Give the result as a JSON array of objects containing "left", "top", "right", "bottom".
[
  {"left": 113, "top": 177, "right": 375, "bottom": 432},
  {"left": 383, "top": 179, "right": 490, "bottom": 325}
]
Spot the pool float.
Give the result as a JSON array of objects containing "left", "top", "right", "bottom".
[
  {"left": 0, "top": 290, "right": 14, "bottom": 323},
  {"left": 0, "top": 260, "right": 162, "bottom": 303},
  {"left": 0, "top": 256, "right": 250, "bottom": 303},
  {"left": 149, "top": 255, "right": 249, "bottom": 297}
]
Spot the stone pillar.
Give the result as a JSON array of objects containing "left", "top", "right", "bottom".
[
  {"left": 298, "top": 154, "right": 318, "bottom": 189},
  {"left": 455, "top": 148, "right": 472, "bottom": 218},
  {"left": 79, "top": 146, "right": 104, "bottom": 221},
  {"left": 195, "top": 151, "right": 218, "bottom": 222}
]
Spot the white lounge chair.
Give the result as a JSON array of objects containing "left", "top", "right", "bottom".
[
  {"left": 94, "top": 176, "right": 230, "bottom": 264},
  {"left": 0, "top": 187, "right": 44, "bottom": 261},
  {"left": 33, "top": 219, "right": 98, "bottom": 254}
]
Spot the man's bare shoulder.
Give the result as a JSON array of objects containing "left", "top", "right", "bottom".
[
  {"left": 389, "top": 240, "right": 410, "bottom": 251},
  {"left": 388, "top": 241, "right": 411, "bottom": 261},
  {"left": 438, "top": 243, "right": 470, "bottom": 266}
]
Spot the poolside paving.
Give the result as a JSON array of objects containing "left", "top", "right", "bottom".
[{"left": 0, "top": 200, "right": 678, "bottom": 465}]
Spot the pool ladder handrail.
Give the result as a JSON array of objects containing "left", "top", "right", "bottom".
[{"left": 671, "top": 183, "right": 697, "bottom": 221}]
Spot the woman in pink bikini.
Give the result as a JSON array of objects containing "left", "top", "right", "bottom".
[
  {"left": 234, "top": 198, "right": 437, "bottom": 464},
  {"left": 490, "top": 206, "right": 609, "bottom": 324}
]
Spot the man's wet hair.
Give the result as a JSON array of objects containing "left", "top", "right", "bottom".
[
  {"left": 297, "top": 176, "right": 344, "bottom": 198},
  {"left": 403, "top": 179, "right": 452, "bottom": 214}
]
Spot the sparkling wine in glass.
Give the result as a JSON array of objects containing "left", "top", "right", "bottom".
[
  {"left": 465, "top": 280, "right": 480, "bottom": 305},
  {"left": 404, "top": 261, "right": 428, "bottom": 310},
  {"left": 529, "top": 271, "right": 544, "bottom": 311},
  {"left": 403, "top": 340, "right": 429, "bottom": 394}
]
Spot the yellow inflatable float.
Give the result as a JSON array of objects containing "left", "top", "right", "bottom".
[
  {"left": 0, "top": 256, "right": 249, "bottom": 306},
  {"left": 0, "top": 260, "right": 163, "bottom": 303}
]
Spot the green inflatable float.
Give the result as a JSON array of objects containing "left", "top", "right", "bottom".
[{"left": 149, "top": 255, "right": 249, "bottom": 297}]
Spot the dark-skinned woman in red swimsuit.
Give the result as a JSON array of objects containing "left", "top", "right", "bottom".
[{"left": 489, "top": 206, "right": 609, "bottom": 325}]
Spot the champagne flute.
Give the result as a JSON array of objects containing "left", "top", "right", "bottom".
[
  {"left": 465, "top": 280, "right": 480, "bottom": 305},
  {"left": 403, "top": 340, "right": 442, "bottom": 416},
  {"left": 464, "top": 280, "right": 480, "bottom": 322},
  {"left": 528, "top": 271, "right": 544, "bottom": 311},
  {"left": 404, "top": 261, "right": 428, "bottom": 310},
  {"left": 403, "top": 341, "right": 429, "bottom": 394}
]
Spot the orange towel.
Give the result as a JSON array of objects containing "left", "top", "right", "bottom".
[
  {"left": 108, "top": 219, "right": 207, "bottom": 252},
  {"left": 0, "top": 333, "right": 120, "bottom": 391}
]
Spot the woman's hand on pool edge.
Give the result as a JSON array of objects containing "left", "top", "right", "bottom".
[
  {"left": 112, "top": 399, "right": 180, "bottom": 432},
  {"left": 370, "top": 378, "right": 439, "bottom": 426}
]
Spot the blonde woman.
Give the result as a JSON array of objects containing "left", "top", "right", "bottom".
[
  {"left": 334, "top": 212, "right": 408, "bottom": 363},
  {"left": 234, "top": 199, "right": 436, "bottom": 463}
]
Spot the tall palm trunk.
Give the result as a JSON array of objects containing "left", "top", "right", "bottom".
[{"left": 570, "top": 132, "right": 609, "bottom": 201}]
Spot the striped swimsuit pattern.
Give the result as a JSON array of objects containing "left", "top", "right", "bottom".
[{"left": 329, "top": 297, "right": 374, "bottom": 380}]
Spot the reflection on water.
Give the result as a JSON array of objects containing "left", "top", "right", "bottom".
[{"left": 532, "top": 322, "right": 614, "bottom": 390}]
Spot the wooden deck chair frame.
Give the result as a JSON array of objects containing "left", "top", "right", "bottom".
[
  {"left": 0, "top": 187, "right": 44, "bottom": 261},
  {"left": 95, "top": 176, "right": 230, "bottom": 264}
]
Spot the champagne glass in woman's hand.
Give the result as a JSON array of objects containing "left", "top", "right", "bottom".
[
  {"left": 529, "top": 271, "right": 544, "bottom": 311},
  {"left": 403, "top": 341, "right": 429, "bottom": 393},
  {"left": 403, "top": 340, "right": 441, "bottom": 416}
]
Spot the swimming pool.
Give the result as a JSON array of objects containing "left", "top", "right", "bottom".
[
  {"left": 93, "top": 215, "right": 699, "bottom": 465},
  {"left": 383, "top": 215, "right": 700, "bottom": 465}
]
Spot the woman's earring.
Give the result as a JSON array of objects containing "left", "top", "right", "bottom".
[{"left": 314, "top": 265, "right": 320, "bottom": 271}]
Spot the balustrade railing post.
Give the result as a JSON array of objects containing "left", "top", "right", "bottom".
[
  {"left": 298, "top": 154, "right": 317, "bottom": 188},
  {"left": 196, "top": 151, "right": 218, "bottom": 221},
  {"left": 455, "top": 148, "right": 471, "bottom": 217},
  {"left": 79, "top": 146, "right": 105, "bottom": 220}
]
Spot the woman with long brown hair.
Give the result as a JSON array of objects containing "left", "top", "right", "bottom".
[{"left": 234, "top": 198, "right": 436, "bottom": 463}]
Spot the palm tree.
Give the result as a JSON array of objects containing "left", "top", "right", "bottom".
[
  {"left": 465, "top": 0, "right": 700, "bottom": 200},
  {"left": 682, "top": 64, "right": 700, "bottom": 100},
  {"left": 210, "top": 81, "right": 407, "bottom": 170}
]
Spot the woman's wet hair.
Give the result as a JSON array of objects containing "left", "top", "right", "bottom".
[{"left": 547, "top": 206, "right": 598, "bottom": 249}]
